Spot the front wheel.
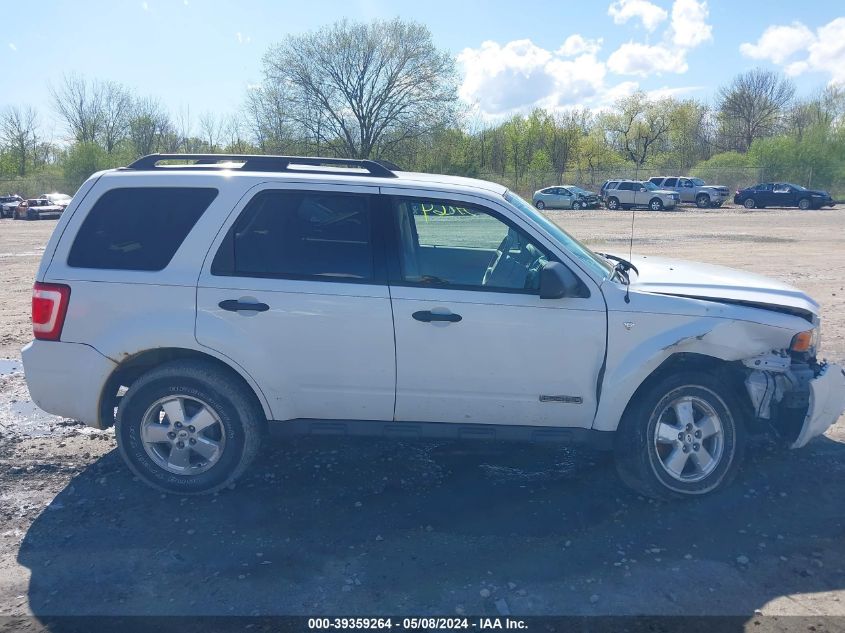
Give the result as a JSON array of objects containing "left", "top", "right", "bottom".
[
  {"left": 614, "top": 372, "right": 745, "bottom": 499},
  {"left": 116, "top": 360, "right": 265, "bottom": 494},
  {"left": 798, "top": 198, "right": 812, "bottom": 210},
  {"left": 572, "top": 200, "right": 582, "bottom": 210},
  {"left": 696, "top": 194, "right": 711, "bottom": 209},
  {"left": 649, "top": 198, "right": 664, "bottom": 211}
]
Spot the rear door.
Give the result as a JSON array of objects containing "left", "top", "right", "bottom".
[
  {"left": 195, "top": 183, "right": 396, "bottom": 423},
  {"left": 383, "top": 189, "right": 607, "bottom": 428}
]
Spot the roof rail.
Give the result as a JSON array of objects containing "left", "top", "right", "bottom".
[{"left": 125, "top": 154, "right": 398, "bottom": 178}]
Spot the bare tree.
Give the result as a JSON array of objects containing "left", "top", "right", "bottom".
[
  {"left": 0, "top": 105, "right": 39, "bottom": 176},
  {"left": 198, "top": 111, "right": 224, "bottom": 151},
  {"left": 717, "top": 69, "right": 795, "bottom": 152},
  {"left": 100, "top": 80, "right": 133, "bottom": 153},
  {"left": 261, "top": 18, "right": 459, "bottom": 159},
  {"left": 51, "top": 74, "right": 104, "bottom": 144},
  {"left": 606, "top": 93, "right": 672, "bottom": 171},
  {"left": 129, "top": 97, "right": 171, "bottom": 156}
]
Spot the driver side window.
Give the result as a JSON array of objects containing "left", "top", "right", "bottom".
[{"left": 393, "top": 198, "right": 549, "bottom": 292}]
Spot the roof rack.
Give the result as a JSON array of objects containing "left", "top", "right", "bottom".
[{"left": 125, "top": 154, "right": 398, "bottom": 178}]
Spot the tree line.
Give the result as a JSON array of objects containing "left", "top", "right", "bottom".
[{"left": 2, "top": 18, "right": 845, "bottom": 197}]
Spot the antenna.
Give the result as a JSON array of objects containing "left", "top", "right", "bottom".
[{"left": 625, "top": 201, "right": 635, "bottom": 304}]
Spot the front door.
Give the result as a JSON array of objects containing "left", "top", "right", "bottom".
[
  {"left": 384, "top": 191, "right": 607, "bottom": 428},
  {"left": 195, "top": 184, "right": 396, "bottom": 422}
]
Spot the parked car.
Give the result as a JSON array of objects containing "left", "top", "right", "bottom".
[
  {"left": 604, "top": 180, "right": 679, "bottom": 211},
  {"left": 0, "top": 195, "right": 22, "bottom": 218},
  {"left": 39, "top": 192, "right": 72, "bottom": 209},
  {"left": 532, "top": 185, "right": 601, "bottom": 210},
  {"left": 734, "top": 183, "right": 835, "bottom": 210},
  {"left": 648, "top": 176, "right": 730, "bottom": 208},
  {"left": 13, "top": 198, "right": 65, "bottom": 220},
  {"left": 599, "top": 180, "right": 620, "bottom": 201},
  {"left": 22, "top": 153, "right": 845, "bottom": 500}
]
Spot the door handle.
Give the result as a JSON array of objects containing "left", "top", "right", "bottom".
[
  {"left": 219, "top": 299, "right": 270, "bottom": 312},
  {"left": 412, "top": 310, "right": 462, "bottom": 323}
]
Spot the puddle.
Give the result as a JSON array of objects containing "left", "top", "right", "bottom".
[{"left": 0, "top": 359, "right": 23, "bottom": 376}]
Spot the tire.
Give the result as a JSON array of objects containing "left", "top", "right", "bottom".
[
  {"left": 798, "top": 198, "right": 811, "bottom": 211},
  {"left": 535, "top": 200, "right": 545, "bottom": 210},
  {"left": 572, "top": 200, "right": 582, "bottom": 210},
  {"left": 116, "top": 360, "right": 266, "bottom": 495},
  {"left": 696, "top": 194, "right": 711, "bottom": 209},
  {"left": 743, "top": 198, "right": 756, "bottom": 209},
  {"left": 26, "top": 210, "right": 39, "bottom": 221},
  {"left": 649, "top": 198, "right": 664, "bottom": 211},
  {"left": 614, "top": 371, "right": 745, "bottom": 500},
  {"left": 606, "top": 197, "right": 620, "bottom": 211}
]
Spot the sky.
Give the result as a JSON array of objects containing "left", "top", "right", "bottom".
[{"left": 2, "top": 0, "right": 844, "bottom": 139}]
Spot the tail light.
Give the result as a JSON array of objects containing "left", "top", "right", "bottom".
[{"left": 32, "top": 282, "right": 71, "bottom": 341}]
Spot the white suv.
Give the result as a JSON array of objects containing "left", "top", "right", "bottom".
[{"left": 22, "top": 154, "right": 845, "bottom": 499}]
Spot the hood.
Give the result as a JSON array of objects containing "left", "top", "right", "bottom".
[
  {"left": 805, "top": 189, "right": 831, "bottom": 197},
  {"left": 629, "top": 255, "right": 819, "bottom": 317}
]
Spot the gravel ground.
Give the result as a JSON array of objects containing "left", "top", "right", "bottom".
[{"left": 0, "top": 207, "right": 844, "bottom": 624}]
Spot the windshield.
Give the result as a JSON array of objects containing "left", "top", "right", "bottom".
[
  {"left": 569, "top": 186, "right": 589, "bottom": 195},
  {"left": 642, "top": 181, "right": 658, "bottom": 191},
  {"left": 787, "top": 183, "right": 806, "bottom": 191},
  {"left": 504, "top": 191, "right": 613, "bottom": 279},
  {"left": 691, "top": 178, "right": 705, "bottom": 186}
]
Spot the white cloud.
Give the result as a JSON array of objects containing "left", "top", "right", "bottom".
[
  {"left": 458, "top": 38, "right": 619, "bottom": 116},
  {"left": 141, "top": 1, "right": 148, "bottom": 10},
  {"left": 669, "top": 0, "right": 712, "bottom": 47},
  {"left": 557, "top": 34, "right": 603, "bottom": 57},
  {"left": 236, "top": 32, "right": 251, "bottom": 45},
  {"left": 646, "top": 84, "right": 703, "bottom": 99},
  {"left": 606, "top": 0, "right": 711, "bottom": 78},
  {"left": 739, "top": 22, "right": 813, "bottom": 64},
  {"left": 8, "top": 43, "right": 16, "bottom": 52},
  {"left": 607, "top": 0, "right": 668, "bottom": 32},
  {"left": 740, "top": 17, "right": 845, "bottom": 85},
  {"left": 607, "top": 42, "right": 688, "bottom": 76}
]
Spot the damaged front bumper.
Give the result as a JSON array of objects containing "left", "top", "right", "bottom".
[
  {"left": 792, "top": 363, "right": 845, "bottom": 448},
  {"left": 744, "top": 355, "right": 845, "bottom": 448}
]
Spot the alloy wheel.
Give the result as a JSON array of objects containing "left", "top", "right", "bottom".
[
  {"left": 140, "top": 396, "right": 226, "bottom": 475},
  {"left": 652, "top": 394, "right": 725, "bottom": 483}
]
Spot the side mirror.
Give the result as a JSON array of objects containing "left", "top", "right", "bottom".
[
  {"left": 540, "top": 261, "right": 582, "bottom": 299},
  {"left": 639, "top": 187, "right": 647, "bottom": 192}
]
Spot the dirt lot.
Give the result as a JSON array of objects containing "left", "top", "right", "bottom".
[{"left": 1, "top": 207, "right": 844, "bottom": 625}]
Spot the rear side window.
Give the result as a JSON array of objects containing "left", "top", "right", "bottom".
[
  {"left": 663, "top": 178, "right": 678, "bottom": 186},
  {"left": 617, "top": 182, "right": 633, "bottom": 191},
  {"left": 212, "top": 190, "right": 374, "bottom": 281},
  {"left": 68, "top": 187, "right": 217, "bottom": 271}
]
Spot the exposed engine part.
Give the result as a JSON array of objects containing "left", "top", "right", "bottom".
[{"left": 745, "top": 370, "right": 795, "bottom": 419}]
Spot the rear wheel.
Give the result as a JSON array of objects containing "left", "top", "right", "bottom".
[
  {"left": 696, "top": 194, "right": 711, "bottom": 208},
  {"left": 116, "top": 360, "right": 265, "bottom": 494},
  {"left": 606, "top": 197, "right": 620, "bottom": 210},
  {"left": 614, "top": 371, "right": 745, "bottom": 499},
  {"left": 743, "top": 198, "right": 757, "bottom": 209},
  {"left": 535, "top": 200, "right": 545, "bottom": 210}
]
